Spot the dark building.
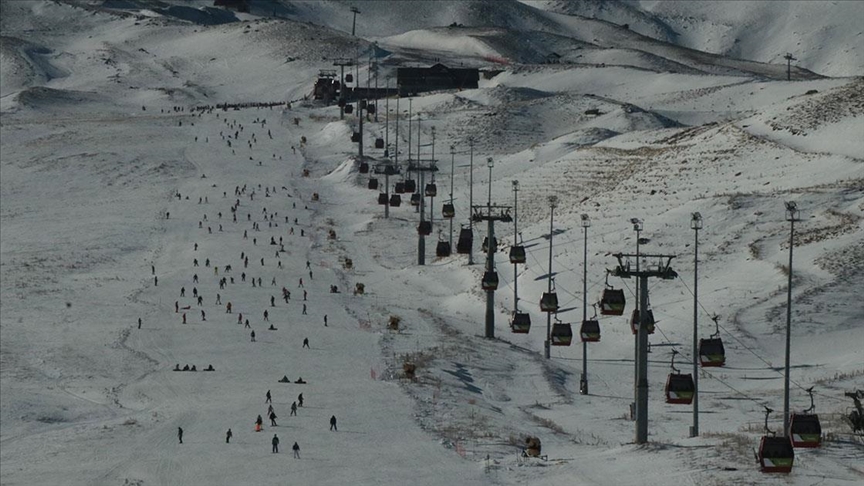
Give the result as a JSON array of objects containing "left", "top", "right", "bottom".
[
  {"left": 397, "top": 64, "right": 479, "bottom": 96},
  {"left": 213, "top": 0, "right": 249, "bottom": 12}
]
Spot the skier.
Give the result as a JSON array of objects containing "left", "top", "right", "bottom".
[
  {"left": 290, "top": 402, "right": 297, "bottom": 416},
  {"left": 324, "top": 315, "right": 328, "bottom": 326},
  {"left": 302, "top": 338, "right": 309, "bottom": 349},
  {"left": 330, "top": 415, "right": 337, "bottom": 431},
  {"left": 303, "top": 290, "right": 307, "bottom": 301},
  {"left": 269, "top": 411, "right": 278, "bottom": 426},
  {"left": 272, "top": 434, "right": 280, "bottom": 453},
  {"left": 266, "top": 390, "right": 272, "bottom": 403},
  {"left": 178, "top": 427, "right": 184, "bottom": 444},
  {"left": 292, "top": 441, "right": 300, "bottom": 459},
  {"left": 175, "top": 301, "right": 179, "bottom": 313},
  {"left": 138, "top": 318, "right": 142, "bottom": 329},
  {"left": 298, "top": 393, "right": 303, "bottom": 407},
  {"left": 182, "top": 313, "right": 187, "bottom": 324},
  {"left": 226, "top": 428, "right": 233, "bottom": 444},
  {"left": 263, "top": 310, "right": 269, "bottom": 321},
  {"left": 298, "top": 278, "right": 303, "bottom": 288},
  {"left": 251, "top": 330, "right": 256, "bottom": 342},
  {"left": 270, "top": 295, "right": 275, "bottom": 307}
]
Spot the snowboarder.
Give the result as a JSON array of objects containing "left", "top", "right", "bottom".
[
  {"left": 266, "top": 390, "right": 272, "bottom": 403},
  {"left": 272, "top": 434, "right": 280, "bottom": 453},
  {"left": 269, "top": 411, "right": 278, "bottom": 426},
  {"left": 302, "top": 338, "right": 309, "bottom": 349},
  {"left": 178, "top": 427, "right": 184, "bottom": 444},
  {"left": 330, "top": 415, "right": 337, "bottom": 431},
  {"left": 292, "top": 441, "right": 300, "bottom": 458},
  {"left": 226, "top": 428, "right": 233, "bottom": 443},
  {"left": 290, "top": 402, "right": 297, "bottom": 416}
]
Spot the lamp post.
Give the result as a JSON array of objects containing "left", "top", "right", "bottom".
[
  {"left": 783, "top": 201, "right": 799, "bottom": 436},
  {"left": 513, "top": 181, "right": 520, "bottom": 321},
  {"left": 484, "top": 157, "right": 495, "bottom": 338},
  {"left": 580, "top": 213, "right": 591, "bottom": 395},
  {"left": 690, "top": 212, "right": 703, "bottom": 437},
  {"left": 545, "top": 195, "right": 558, "bottom": 359},
  {"left": 449, "top": 145, "right": 455, "bottom": 250}
]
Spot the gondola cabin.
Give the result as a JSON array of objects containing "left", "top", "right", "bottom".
[
  {"left": 540, "top": 292, "right": 558, "bottom": 313},
  {"left": 350, "top": 131, "right": 360, "bottom": 142},
  {"left": 395, "top": 182, "right": 406, "bottom": 193},
  {"left": 442, "top": 203, "right": 455, "bottom": 219},
  {"left": 345, "top": 73, "right": 353, "bottom": 83},
  {"left": 758, "top": 436, "right": 794, "bottom": 473},
  {"left": 436, "top": 241, "right": 452, "bottom": 257},
  {"left": 510, "top": 312, "right": 531, "bottom": 333},
  {"left": 789, "top": 413, "right": 822, "bottom": 448},
  {"left": 698, "top": 337, "right": 726, "bottom": 367},
  {"left": 630, "top": 309, "right": 655, "bottom": 335},
  {"left": 368, "top": 178, "right": 379, "bottom": 190},
  {"left": 358, "top": 162, "right": 369, "bottom": 174},
  {"left": 417, "top": 221, "right": 432, "bottom": 236},
  {"left": 665, "top": 373, "right": 695, "bottom": 404},
  {"left": 410, "top": 193, "right": 421, "bottom": 206},
  {"left": 360, "top": 100, "right": 367, "bottom": 109},
  {"left": 345, "top": 104, "right": 354, "bottom": 114},
  {"left": 375, "top": 138, "right": 385, "bottom": 149},
  {"left": 367, "top": 103, "right": 376, "bottom": 114},
  {"left": 377, "top": 193, "right": 388, "bottom": 205},
  {"left": 580, "top": 319, "right": 601, "bottom": 342},
  {"left": 456, "top": 228, "right": 473, "bottom": 254},
  {"left": 425, "top": 183, "right": 437, "bottom": 197},
  {"left": 600, "top": 288, "right": 626, "bottom": 315},
  {"left": 551, "top": 323, "right": 573, "bottom": 346},
  {"left": 404, "top": 179, "right": 417, "bottom": 193},
  {"left": 389, "top": 194, "right": 402, "bottom": 207},
  {"left": 481, "top": 271, "right": 499, "bottom": 291},
  {"left": 509, "top": 245, "right": 526, "bottom": 264}
]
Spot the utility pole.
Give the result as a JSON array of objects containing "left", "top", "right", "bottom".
[
  {"left": 784, "top": 53, "right": 796, "bottom": 82},
  {"left": 472, "top": 159, "right": 511, "bottom": 339},
  {"left": 631, "top": 218, "right": 643, "bottom": 419},
  {"left": 409, "top": 160, "right": 438, "bottom": 266},
  {"left": 783, "top": 201, "right": 800, "bottom": 437},
  {"left": 690, "top": 212, "right": 703, "bottom": 437},
  {"left": 545, "top": 195, "right": 558, "bottom": 359},
  {"left": 449, "top": 145, "right": 455, "bottom": 250},
  {"left": 350, "top": 6, "right": 360, "bottom": 36},
  {"left": 468, "top": 137, "right": 475, "bottom": 265},
  {"left": 611, "top": 253, "right": 678, "bottom": 444},
  {"left": 580, "top": 213, "right": 591, "bottom": 395},
  {"left": 512, "top": 181, "right": 520, "bottom": 320}
]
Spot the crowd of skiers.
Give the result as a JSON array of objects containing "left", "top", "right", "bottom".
[{"left": 142, "top": 105, "right": 347, "bottom": 458}]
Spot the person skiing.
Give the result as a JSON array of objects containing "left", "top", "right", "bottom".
[
  {"left": 263, "top": 310, "right": 269, "bottom": 321},
  {"left": 298, "top": 393, "right": 304, "bottom": 407},
  {"left": 324, "top": 315, "right": 328, "bottom": 326},
  {"left": 138, "top": 317, "right": 142, "bottom": 329},
  {"left": 272, "top": 434, "right": 280, "bottom": 453},
  {"left": 302, "top": 338, "right": 309, "bottom": 349},
  {"left": 178, "top": 427, "right": 184, "bottom": 444},
  {"left": 182, "top": 313, "right": 186, "bottom": 324},
  {"left": 292, "top": 441, "right": 300, "bottom": 459},
  {"left": 226, "top": 428, "right": 233, "bottom": 444},
  {"left": 290, "top": 402, "right": 297, "bottom": 416},
  {"left": 330, "top": 415, "right": 337, "bottom": 431},
  {"left": 269, "top": 411, "right": 278, "bottom": 426},
  {"left": 250, "top": 330, "right": 256, "bottom": 342},
  {"left": 302, "top": 304, "right": 307, "bottom": 315}
]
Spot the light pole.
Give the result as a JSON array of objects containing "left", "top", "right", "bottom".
[
  {"left": 580, "top": 213, "right": 591, "bottom": 395},
  {"left": 350, "top": 6, "right": 360, "bottom": 36},
  {"left": 690, "top": 212, "right": 703, "bottom": 437},
  {"left": 484, "top": 157, "right": 495, "bottom": 338},
  {"left": 545, "top": 195, "right": 558, "bottom": 359},
  {"left": 449, "top": 145, "right": 455, "bottom": 250},
  {"left": 783, "top": 201, "right": 799, "bottom": 437},
  {"left": 512, "top": 181, "right": 520, "bottom": 321},
  {"left": 631, "top": 217, "right": 643, "bottom": 419},
  {"left": 468, "top": 137, "right": 475, "bottom": 265}
]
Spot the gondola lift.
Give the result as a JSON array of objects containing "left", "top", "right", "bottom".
[
  {"left": 410, "top": 193, "right": 421, "bottom": 206},
  {"left": 425, "top": 183, "right": 437, "bottom": 197},
  {"left": 551, "top": 317, "right": 573, "bottom": 346},
  {"left": 756, "top": 407, "right": 794, "bottom": 473},
  {"left": 436, "top": 240, "right": 451, "bottom": 257},
  {"left": 389, "top": 194, "right": 402, "bottom": 207},
  {"left": 699, "top": 315, "right": 726, "bottom": 367},
  {"left": 599, "top": 274, "right": 626, "bottom": 315},
  {"left": 358, "top": 161, "right": 369, "bottom": 174},
  {"left": 377, "top": 193, "right": 387, "bottom": 205},
  {"left": 368, "top": 178, "right": 378, "bottom": 190},
  {"left": 417, "top": 221, "right": 432, "bottom": 236},
  {"left": 665, "top": 350, "right": 694, "bottom": 404},
  {"left": 456, "top": 226, "right": 473, "bottom": 254},
  {"left": 789, "top": 387, "right": 822, "bottom": 448},
  {"left": 630, "top": 308, "right": 655, "bottom": 335},
  {"left": 510, "top": 311, "right": 531, "bottom": 334},
  {"left": 442, "top": 202, "right": 455, "bottom": 219},
  {"left": 580, "top": 304, "right": 601, "bottom": 342},
  {"left": 481, "top": 271, "right": 499, "bottom": 291}
]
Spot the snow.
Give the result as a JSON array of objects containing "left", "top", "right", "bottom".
[{"left": 1, "top": 1, "right": 863, "bottom": 485}]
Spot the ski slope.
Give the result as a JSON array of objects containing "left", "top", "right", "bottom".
[{"left": 1, "top": 1, "right": 863, "bottom": 485}]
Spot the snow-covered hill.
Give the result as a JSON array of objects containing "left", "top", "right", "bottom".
[{"left": 1, "top": 1, "right": 862, "bottom": 485}]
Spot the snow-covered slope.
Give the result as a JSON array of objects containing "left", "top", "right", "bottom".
[{"left": 1, "top": 1, "right": 862, "bottom": 485}]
